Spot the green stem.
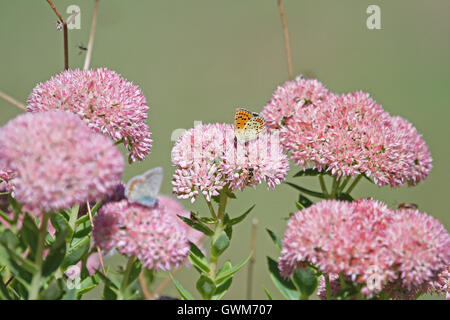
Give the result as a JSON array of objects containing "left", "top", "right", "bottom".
[
  {"left": 119, "top": 255, "right": 137, "bottom": 299},
  {"left": 346, "top": 175, "right": 363, "bottom": 195},
  {"left": 337, "top": 176, "right": 351, "bottom": 194},
  {"left": 204, "top": 196, "right": 217, "bottom": 220},
  {"left": 324, "top": 274, "right": 332, "bottom": 300},
  {"left": 318, "top": 176, "right": 329, "bottom": 197},
  {"left": 208, "top": 186, "right": 229, "bottom": 280},
  {"left": 330, "top": 177, "right": 339, "bottom": 198},
  {"left": 29, "top": 212, "right": 50, "bottom": 300}
]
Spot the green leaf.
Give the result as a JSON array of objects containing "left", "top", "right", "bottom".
[
  {"left": 264, "top": 288, "right": 274, "bottom": 300},
  {"left": 267, "top": 256, "right": 299, "bottom": 300},
  {"left": 266, "top": 229, "right": 282, "bottom": 250},
  {"left": 337, "top": 193, "right": 354, "bottom": 201},
  {"left": 214, "top": 254, "right": 251, "bottom": 284},
  {"left": 190, "top": 212, "right": 215, "bottom": 224},
  {"left": 295, "top": 201, "right": 304, "bottom": 211},
  {"left": 228, "top": 204, "right": 255, "bottom": 225},
  {"left": 177, "top": 215, "right": 214, "bottom": 236},
  {"left": 298, "top": 194, "right": 313, "bottom": 209},
  {"left": 212, "top": 262, "right": 233, "bottom": 300},
  {"left": 76, "top": 274, "right": 101, "bottom": 299},
  {"left": 292, "top": 267, "right": 318, "bottom": 298},
  {"left": 284, "top": 182, "right": 326, "bottom": 199},
  {"left": 103, "top": 283, "right": 118, "bottom": 300},
  {"left": 171, "top": 275, "right": 195, "bottom": 300},
  {"left": 8, "top": 195, "right": 22, "bottom": 214},
  {"left": 224, "top": 189, "right": 237, "bottom": 199},
  {"left": 0, "top": 229, "right": 19, "bottom": 249},
  {"left": 20, "top": 214, "right": 39, "bottom": 256},
  {"left": 196, "top": 275, "right": 216, "bottom": 300},
  {"left": 293, "top": 168, "right": 330, "bottom": 177},
  {"left": 215, "top": 261, "right": 232, "bottom": 284},
  {"left": 51, "top": 213, "right": 73, "bottom": 241},
  {"left": 211, "top": 231, "right": 230, "bottom": 257},
  {"left": 0, "top": 241, "right": 38, "bottom": 274},
  {"left": 42, "top": 228, "right": 68, "bottom": 277},
  {"left": 61, "top": 236, "right": 90, "bottom": 269},
  {"left": 123, "top": 259, "right": 142, "bottom": 290},
  {"left": 39, "top": 279, "right": 64, "bottom": 300},
  {"left": 188, "top": 242, "right": 210, "bottom": 273},
  {"left": 223, "top": 214, "right": 233, "bottom": 240}
]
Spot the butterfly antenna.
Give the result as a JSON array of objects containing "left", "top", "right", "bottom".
[{"left": 86, "top": 201, "right": 107, "bottom": 274}]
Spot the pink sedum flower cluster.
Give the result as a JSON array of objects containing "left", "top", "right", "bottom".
[
  {"left": 278, "top": 199, "right": 450, "bottom": 298},
  {"left": 93, "top": 200, "right": 190, "bottom": 271},
  {"left": 27, "top": 68, "right": 152, "bottom": 163},
  {"left": 0, "top": 111, "right": 124, "bottom": 213},
  {"left": 261, "top": 77, "right": 432, "bottom": 187},
  {"left": 171, "top": 123, "right": 289, "bottom": 202}
]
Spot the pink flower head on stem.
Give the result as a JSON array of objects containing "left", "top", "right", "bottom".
[
  {"left": 171, "top": 123, "right": 289, "bottom": 203},
  {"left": 0, "top": 111, "right": 124, "bottom": 213},
  {"left": 27, "top": 68, "right": 152, "bottom": 163},
  {"left": 93, "top": 200, "right": 190, "bottom": 271}
]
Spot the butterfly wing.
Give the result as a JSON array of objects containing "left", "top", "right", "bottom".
[
  {"left": 242, "top": 116, "right": 265, "bottom": 141},
  {"left": 234, "top": 107, "right": 265, "bottom": 142},
  {"left": 235, "top": 108, "right": 254, "bottom": 142},
  {"left": 125, "top": 167, "right": 163, "bottom": 207}
]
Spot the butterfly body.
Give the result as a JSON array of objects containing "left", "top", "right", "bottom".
[
  {"left": 125, "top": 167, "right": 163, "bottom": 207},
  {"left": 234, "top": 108, "right": 265, "bottom": 142}
]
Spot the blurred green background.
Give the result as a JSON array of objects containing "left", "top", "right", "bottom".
[{"left": 0, "top": 0, "right": 449, "bottom": 299}]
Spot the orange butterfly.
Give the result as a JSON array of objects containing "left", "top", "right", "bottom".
[{"left": 234, "top": 108, "right": 265, "bottom": 142}]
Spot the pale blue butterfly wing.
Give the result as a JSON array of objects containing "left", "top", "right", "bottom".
[{"left": 125, "top": 167, "right": 163, "bottom": 207}]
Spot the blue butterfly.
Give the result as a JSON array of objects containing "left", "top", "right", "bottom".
[{"left": 125, "top": 167, "right": 163, "bottom": 207}]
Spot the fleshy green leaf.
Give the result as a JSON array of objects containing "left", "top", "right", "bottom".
[
  {"left": 284, "top": 182, "right": 326, "bottom": 199},
  {"left": 61, "top": 236, "right": 90, "bottom": 269},
  {"left": 292, "top": 267, "right": 318, "bottom": 298},
  {"left": 177, "top": 215, "right": 214, "bottom": 236},
  {"left": 39, "top": 279, "right": 64, "bottom": 300},
  {"left": 20, "top": 214, "right": 39, "bottom": 256},
  {"left": 293, "top": 168, "right": 330, "bottom": 177},
  {"left": 337, "top": 193, "right": 354, "bottom": 201},
  {"left": 228, "top": 204, "right": 255, "bottom": 226},
  {"left": 42, "top": 228, "right": 68, "bottom": 277},
  {"left": 267, "top": 256, "right": 299, "bottom": 300},
  {"left": 214, "top": 254, "right": 251, "bottom": 284},
  {"left": 212, "top": 262, "right": 233, "bottom": 300},
  {"left": 51, "top": 213, "right": 73, "bottom": 241},
  {"left": 196, "top": 275, "right": 216, "bottom": 300},
  {"left": 266, "top": 229, "right": 282, "bottom": 250},
  {"left": 298, "top": 194, "right": 313, "bottom": 208},
  {"left": 171, "top": 275, "right": 195, "bottom": 300},
  {"left": 264, "top": 288, "right": 274, "bottom": 300},
  {"left": 211, "top": 232, "right": 230, "bottom": 257},
  {"left": 188, "top": 242, "right": 210, "bottom": 273},
  {"left": 123, "top": 259, "right": 142, "bottom": 290}
]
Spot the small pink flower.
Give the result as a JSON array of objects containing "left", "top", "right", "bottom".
[{"left": 27, "top": 68, "right": 152, "bottom": 163}]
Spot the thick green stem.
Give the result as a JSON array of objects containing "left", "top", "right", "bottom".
[
  {"left": 346, "top": 175, "right": 363, "bottom": 194},
  {"left": 318, "top": 176, "right": 329, "bottom": 197},
  {"left": 204, "top": 196, "right": 217, "bottom": 220},
  {"left": 324, "top": 274, "right": 332, "bottom": 300},
  {"left": 208, "top": 186, "right": 229, "bottom": 280},
  {"left": 29, "top": 212, "right": 50, "bottom": 300},
  {"left": 119, "top": 255, "right": 137, "bottom": 299},
  {"left": 337, "top": 176, "right": 351, "bottom": 194},
  {"left": 330, "top": 177, "right": 339, "bottom": 198}
]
